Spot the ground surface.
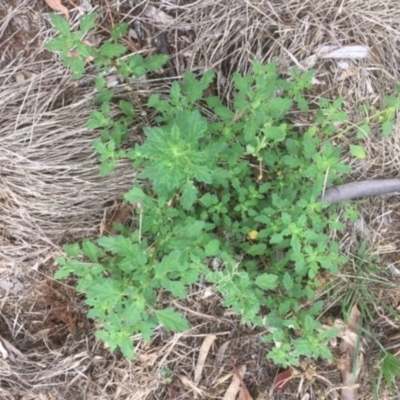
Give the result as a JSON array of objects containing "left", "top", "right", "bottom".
[{"left": 2, "top": 0, "right": 400, "bottom": 399}]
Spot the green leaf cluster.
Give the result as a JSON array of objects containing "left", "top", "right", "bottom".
[
  {"left": 47, "top": 15, "right": 400, "bottom": 367},
  {"left": 46, "top": 12, "right": 167, "bottom": 81}
]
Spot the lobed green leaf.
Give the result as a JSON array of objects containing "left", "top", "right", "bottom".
[{"left": 154, "top": 308, "right": 190, "bottom": 331}]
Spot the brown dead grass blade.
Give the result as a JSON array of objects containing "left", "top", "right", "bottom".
[
  {"left": 339, "top": 304, "right": 364, "bottom": 400},
  {"left": 0, "top": 335, "right": 27, "bottom": 362}
]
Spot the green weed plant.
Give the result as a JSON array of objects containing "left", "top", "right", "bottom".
[{"left": 47, "top": 13, "right": 400, "bottom": 368}]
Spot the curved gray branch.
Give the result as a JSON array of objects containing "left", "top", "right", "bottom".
[{"left": 319, "top": 179, "right": 400, "bottom": 204}]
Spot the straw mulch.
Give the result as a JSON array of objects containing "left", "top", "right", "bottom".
[{"left": 1, "top": 0, "right": 400, "bottom": 398}]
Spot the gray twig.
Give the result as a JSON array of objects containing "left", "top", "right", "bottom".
[{"left": 319, "top": 179, "right": 400, "bottom": 204}]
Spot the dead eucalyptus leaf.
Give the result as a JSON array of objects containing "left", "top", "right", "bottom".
[
  {"left": 272, "top": 369, "right": 292, "bottom": 392},
  {"left": 233, "top": 364, "right": 253, "bottom": 400},
  {"left": 222, "top": 365, "right": 246, "bottom": 400},
  {"left": 215, "top": 339, "right": 232, "bottom": 368},
  {"left": 347, "top": 304, "right": 361, "bottom": 333},
  {"left": 194, "top": 334, "right": 216, "bottom": 384},
  {"left": 238, "top": 384, "right": 253, "bottom": 400},
  {"left": 45, "top": 0, "right": 69, "bottom": 20},
  {"left": 179, "top": 375, "right": 204, "bottom": 397}
]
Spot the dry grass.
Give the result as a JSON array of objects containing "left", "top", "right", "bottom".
[{"left": 2, "top": 0, "right": 400, "bottom": 398}]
